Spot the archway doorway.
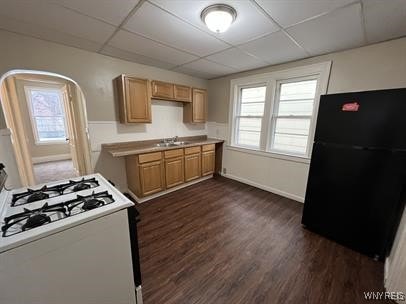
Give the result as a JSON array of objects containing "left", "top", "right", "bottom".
[{"left": 0, "top": 70, "right": 92, "bottom": 186}]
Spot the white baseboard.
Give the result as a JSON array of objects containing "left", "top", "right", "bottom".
[
  {"left": 222, "top": 172, "right": 305, "bottom": 203},
  {"left": 127, "top": 175, "right": 213, "bottom": 203},
  {"left": 32, "top": 153, "right": 71, "bottom": 164}
]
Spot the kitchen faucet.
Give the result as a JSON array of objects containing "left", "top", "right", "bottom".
[{"left": 161, "top": 136, "right": 178, "bottom": 144}]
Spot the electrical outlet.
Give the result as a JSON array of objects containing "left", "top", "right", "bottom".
[{"left": 223, "top": 167, "right": 227, "bottom": 174}]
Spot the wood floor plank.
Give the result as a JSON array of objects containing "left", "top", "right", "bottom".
[{"left": 137, "top": 176, "right": 391, "bottom": 304}]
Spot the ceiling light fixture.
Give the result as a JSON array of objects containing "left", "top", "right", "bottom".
[{"left": 201, "top": 4, "right": 237, "bottom": 33}]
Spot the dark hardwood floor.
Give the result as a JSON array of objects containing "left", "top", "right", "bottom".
[{"left": 137, "top": 176, "right": 390, "bottom": 304}]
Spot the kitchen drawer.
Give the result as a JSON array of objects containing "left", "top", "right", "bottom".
[
  {"left": 184, "top": 146, "right": 201, "bottom": 155},
  {"left": 202, "top": 144, "right": 215, "bottom": 152},
  {"left": 138, "top": 152, "right": 162, "bottom": 163},
  {"left": 164, "top": 149, "right": 184, "bottom": 159}
]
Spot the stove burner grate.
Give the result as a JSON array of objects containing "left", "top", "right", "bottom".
[
  {"left": 66, "top": 191, "right": 114, "bottom": 215},
  {"left": 22, "top": 213, "right": 51, "bottom": 230},
  {"left": 1, "top": 191, "right": 115, "bottom": 237},
  {"left": 11, "top": 178, "right": 100, "bottom": 207},
  {"left": 1, "top": 202, "right": 68, "bottom": 237},
  {"left": 27, "top": 191, "right": 50, "bottom": 203}
]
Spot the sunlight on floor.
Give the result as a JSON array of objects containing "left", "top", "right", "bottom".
[{"left": 33, "top": 160, "right": 78, "bottom": 184}]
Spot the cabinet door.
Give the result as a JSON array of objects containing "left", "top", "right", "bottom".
[
  {"left": 174, "top": 85, "right": 191, "bottom": 102},
  {"left": 151, "top": 81, "right": 174, "bottom": 99},
  {"left": 192, "top": 88, "right": 207, "bottom": 123},
  {"left": 165, "top": 157, "right": 184, "bottom": 188},
  {"left": 185, "top": 153, "right": 201, "bottom": 182},
  {"left": 115, "top": 75, "right": 151, "bottom": 123},
  {"left": 139, "top": 160, "right": 165, "bottom": 196},
  {"left": 202, "top": 150, "right": 215, "bottom": 176},
  {"left": 183, "top": 88, "right": 207, "bottom": 123},
  {"left": 124, "top": 76, "right": 151, "bottom": 123}
]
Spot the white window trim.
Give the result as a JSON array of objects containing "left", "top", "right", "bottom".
[
  {"left": 228, "top": 61, "right": 332, "bottom": 161},
  {"left": 24, "top": 85, "right": 68, "bottom": 145},
  {"left": 233, "top": 82, "right": 267, "bottom": 150}
]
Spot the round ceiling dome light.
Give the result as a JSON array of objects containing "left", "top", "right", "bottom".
[{"left": 201, "top": 4, "right": 237, "bottom": 33}]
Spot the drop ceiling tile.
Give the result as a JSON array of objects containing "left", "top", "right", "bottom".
[
  {"left": 206, "top": 48, "right": 267, "bottom": 70},
  {"left": 363, "top": 0, "right": 406, "bottom": 43},
  {"left": 175, "top": 59, "right": 236, "bottom": 79},
  {"left": 123, "top": 2, "right": 228, "bottom": 57},
  {"left": 256, "top": 0, "right": 356, "bottom": 28},
  {"left": 101, "top": 45, "right": 176, "bottom": 70},
  {"left": 108, "top": 30, "right": 198, "bottom": 66},
  {"left": 286, "top": 3, "right": 364, "bottom": 56},
  {"left": 150, "top": 0, "right": 279, "bottom": 45},
  {"left": 0, "top": 0, "right": 115, "bottom": 43},
  {"left": 50, "top": 0, "right": 139, "bottom": 26},
  {"left": 0, "top": 13, "right": 103, "bottom": 52},
  {"left": 239, "top": 31, "right": 308, "bottom": 65}
]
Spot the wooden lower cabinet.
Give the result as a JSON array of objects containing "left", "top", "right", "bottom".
[
  {"left": 126, "top": 143, "right": 219, "bottom": 199},
  {"left": 165, "top": 156, "right": 184, "bottom": 188},
  {"left": 139, "top": 160, "right": 165, "bottom": 196},
  {"left": 126, "top": 153, "right": 165, "bottom": 198},
  {"left": 202, "top": 150, "right": 215, "bottom": 176},
  {"left": 184, "top": 153, "right": 201, "bottom": 182}
]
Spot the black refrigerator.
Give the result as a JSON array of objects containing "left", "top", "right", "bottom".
[{"left": 302, "top": 88, "right": 406, "bottom": 261}]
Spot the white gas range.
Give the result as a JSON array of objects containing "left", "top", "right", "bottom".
[{"left": 0, "top": 165, "right": 143, "bottom": 304}]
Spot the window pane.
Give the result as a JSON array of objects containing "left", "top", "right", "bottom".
[
  {"left": 241, "top": 102, "right": 264, "bottom": 116},
  {"left": 272, "top": 118, "right": 310, "bottom": 154},
  {"left": 30, "top": 90, "right": 64, "bottom": 116},
  {"left": 241, "top": 87, "right": 266, "bottom": 103},
  {"left": 28, "top": 89, "right": 67, "bottom": 142},
  {"left": 278, "top": 100, "right": 314, "bottom": 116},
  {"left": 271, "top": 79, "right": 318, "bottom": 155},
  {"left": 279, "top": 80, "right": 317, "bottom": 101},
  {"left": 275, "top": 118, "right": 310, "bottom": 136},
  {"left": 35, "top": 117, "right": 66, "bottom": 141},
  {"left": 236, "top": 117, "right": 262, "bottom": 147},
  {"left": 273, "top": 133, "right": 308, "bottom": 154},
  {"left": 240, "top": 86, "right": 266, "bottom": 116}
]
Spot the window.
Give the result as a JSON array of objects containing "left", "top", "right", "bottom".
[
  {"left": 235, "top": 86, "right": 266, "bottom": 148},
  {"left": 229, "top": 62, "right": 331, "bottom": 160},
  {"left": 25, "top": 87, "right": 67, "bottom": 144},
  {"left": 270, "top": 79, "right": 318, "bottom": 155}
]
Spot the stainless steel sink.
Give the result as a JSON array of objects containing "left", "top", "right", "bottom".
[
  {"left": 173, "top": 141, "right": 189, "bottom": 146},
  {"left": 155, "top": 141, "right": 189, "bottom": 147},
  {"left": 155, "top": 142, "right": 175, "bottom": 147}
]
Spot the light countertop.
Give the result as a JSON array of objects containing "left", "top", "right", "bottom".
[{"left": 102, "top": 136, "right": 224, "bottom": 157}]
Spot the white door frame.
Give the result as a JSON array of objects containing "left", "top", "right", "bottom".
[{"left": 0, "top": 69, "right": 93, "bottom": 186}]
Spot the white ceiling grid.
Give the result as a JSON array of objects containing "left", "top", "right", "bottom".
[{"left": 0, "top": 0, "right": 404, "bottom": 79}]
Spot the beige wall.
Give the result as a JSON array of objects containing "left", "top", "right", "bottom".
[
  {"left": 207, "top": 37, "right": 406, "bottom": 200},
  {"left": 0, "top": 30, "right": 206, "bottom": 123},
  {"left": 208, "top": 37, "right": 406, "bottom": 123},
  {"left": 12, "top": 77, "right": 71, "bottom": 159},
  {"left": 0, "top": 29, "right": 207, "bottom": 189}
]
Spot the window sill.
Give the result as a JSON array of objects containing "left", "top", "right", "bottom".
[
  {"left": 35, "top": 141, "right": 68, "bottom": 146},
  {"left": 226, "top": 145, "right": 311, "bottom": 164}
]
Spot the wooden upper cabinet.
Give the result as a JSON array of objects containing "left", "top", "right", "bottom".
[
  {"left": 183, "top": 88, "right": 207, "bottom": 123},
  {"left": 151, "top": 81, "right": 174, "bottom": 100},
  {"left": 174, "top": 85, "right": 191, "bottom": 102},
  {"left": 115, "top": 75, "right": 151, "bottom": 124}
]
